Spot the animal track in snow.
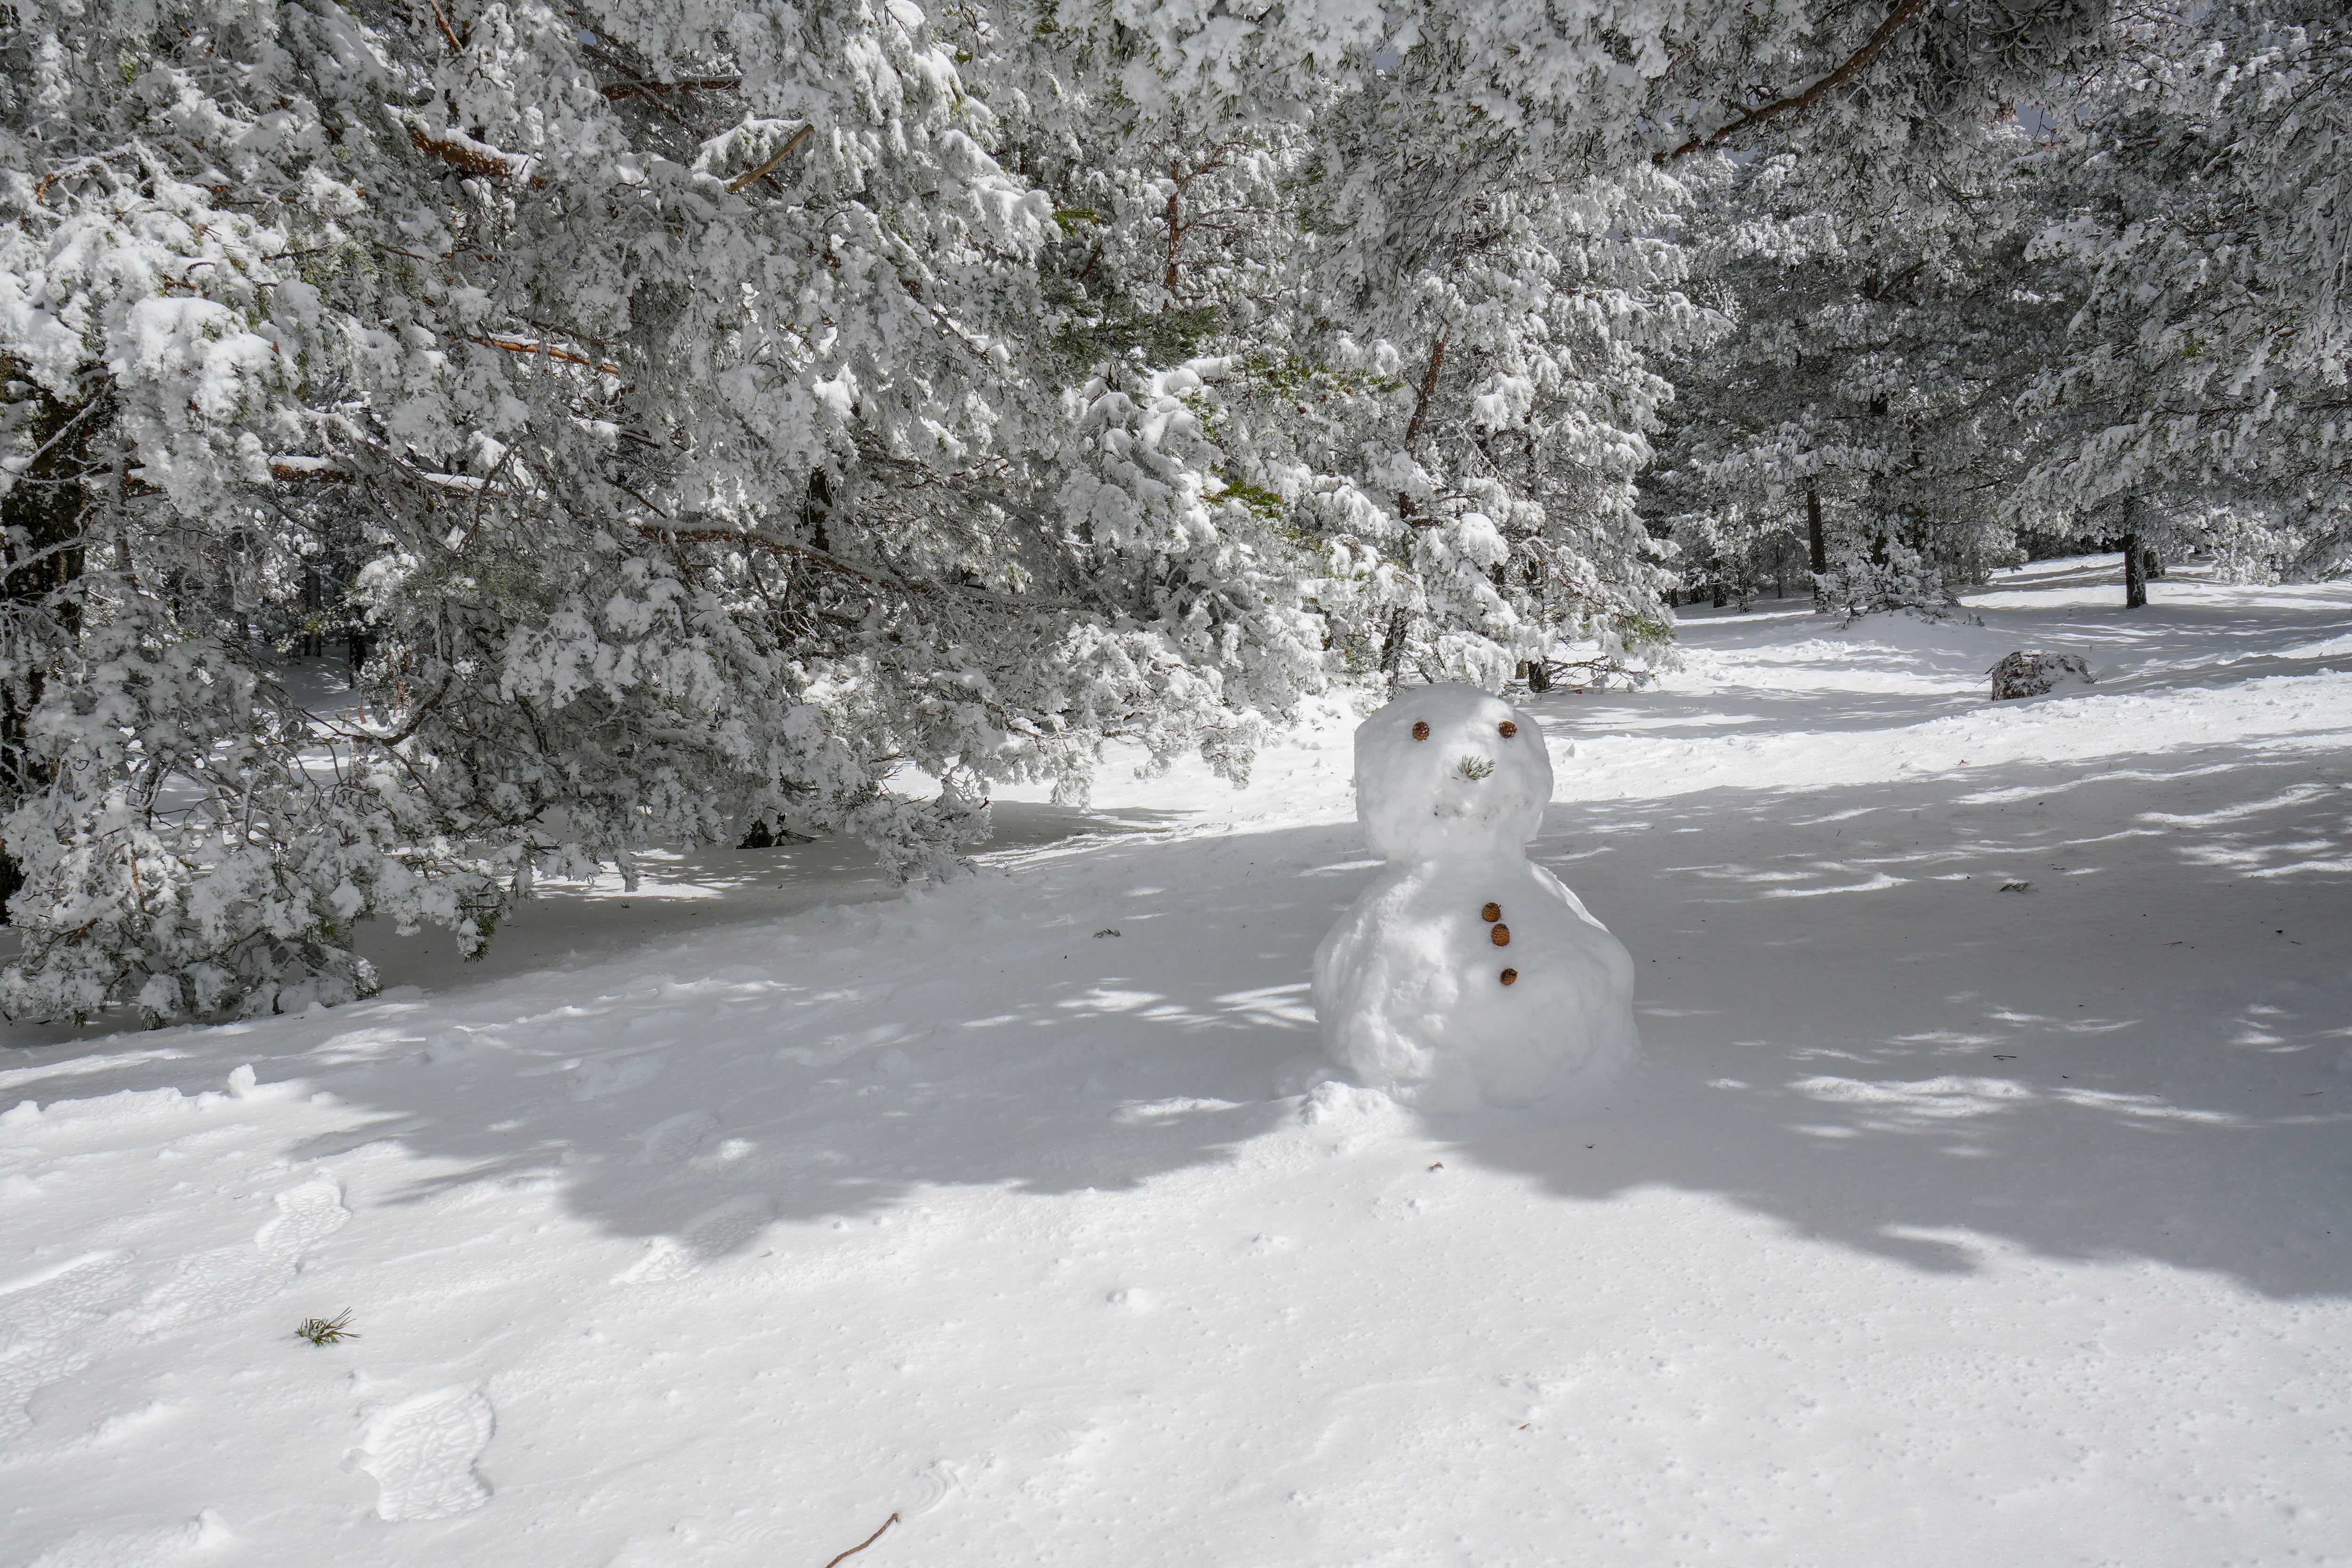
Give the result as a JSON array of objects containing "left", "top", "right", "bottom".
[
  {"left": 616, "top": 1194, "right": 774, "bottom": 1284},
  {"left": 359, "top": 1385, "right": 495, "bottom": 1521},
  {"left": 632, "top": 1110, "right": 718, "bottom": 1165}
]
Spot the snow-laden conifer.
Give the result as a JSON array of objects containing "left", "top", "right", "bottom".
[
  {"left": 1651, "top": 113, "right": 2078, "bottom": 616},
  {"left": 2018, "top": 3, "right": 2352, "bottom": 582},
  {"left": 1, "top": 0, "right": 2117, "bottom": 1019}
]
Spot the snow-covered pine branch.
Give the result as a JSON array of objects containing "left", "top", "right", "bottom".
[
  {"left": 0, "top": 0, "right": 2120, "bottom": 1020},
  {"left": 2017, "top": 3, "right": 2352, "bottom": 583}
]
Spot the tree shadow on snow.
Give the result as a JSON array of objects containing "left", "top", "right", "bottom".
[
  {"left": 261, "top": 730, "right": 2350, "bottom": 1303},
  {"left": 1438, "top": 742, "right": 2352, "bottom": 1299},
  {"left": 242, "top": 815, "right": 1362, "bottom": 1251},
  {"left": 3, "top": 700, "right": 2346, "bottom": 1305}
]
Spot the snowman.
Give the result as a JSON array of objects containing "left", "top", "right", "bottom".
[{"left": 1312, "top": 682, "right": 1638, "bottom": 1109}]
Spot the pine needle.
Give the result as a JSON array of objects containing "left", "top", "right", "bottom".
[{"left": 295, "top": 1309, "right": 360, "bottom": 1345}]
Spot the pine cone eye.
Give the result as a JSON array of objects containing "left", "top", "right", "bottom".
[
  {"left": 1497, "top": 720, "right": 1517, "bottom": 738},
  {"left": 1411, "top": 721, "right": 1430, "bottom": 740},
  {"left": 1499, "top": 968, "right": 1518, "bottom": 985}
]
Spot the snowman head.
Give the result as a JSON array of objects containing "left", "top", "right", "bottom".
[{"left": 1355, "top": 682, "right": 1552, "bottom": 863}]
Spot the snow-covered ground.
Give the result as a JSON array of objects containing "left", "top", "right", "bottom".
[{"left": 4, "top": 554, "right": 2348, "bottom": 1567}]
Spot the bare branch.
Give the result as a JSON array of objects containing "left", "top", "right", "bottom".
[
  {"left": 638, "top": 518, "right": 1077, "bottom": 611},
  {"left": 422, "top": 0, "right": 464, "bottom": 54},
  {"left": 406, "top": 122, "right": 545, "bottom": 187},
  {"left": 602, "top": 76, "right": 742, "bottom": 103},
  {"left": 467, "top": 333, "right": 623, "bottom": 376},
  {"left": 1661, "top": 0, "right": 1935, "bottom": 161},
  {"left": 727, "top": 123, "right": 813, "bottom": 192}
]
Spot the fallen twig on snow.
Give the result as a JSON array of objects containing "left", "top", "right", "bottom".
[{"left": 821, "top": 1512, "right": 899, "bottom": 1568}]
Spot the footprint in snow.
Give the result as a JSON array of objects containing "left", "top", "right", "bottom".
[
  {"left": 0, "top": 1250, "right": 138, "bottom": 1443},
  {"left": 257, "top": 1176, "right": 352, "bottom": 1258},
  {"left": 134, "top": 1176, "right": 350, "bottom": 1333},
  {"left": 130, "top": 1247, "right": 289, "bottom": 1334},
  {"left": 358, "top": 1385, "right": 496, "bottom": 1521},
  {"left": 616, "top": 1194, "right": 774, "bottom": 1284},
  {"left": 571, "top": 1052, "right": 668, "bottom": 1101},
  {"left": 22, "top": 1509, "right": 231, "bottom": 1567},
  {"left": 632, "top": 1110, "right": 719, "bottom": 1165}
]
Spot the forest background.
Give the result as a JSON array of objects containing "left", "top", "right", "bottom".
[{"left": 2, "top": 0, "right": 2344, "bottom": 1022}]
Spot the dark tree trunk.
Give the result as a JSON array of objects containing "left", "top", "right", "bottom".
[
  {"left": 0, "top": 382, "right": 103, "bottom": 919},
  {"left": 2121, "top": 498, "right": 2147, "bottom": 609},
  {"left": 1806, "top": 482, "right": 1826, "bottom": 610},
  {"left": 804, "top": 469, "right": 833, "bottom": 554},
  {"left": 300, "top": 566, "right": 326, "bottom": 657},
  {"left": 1378, "top": 605, "right": 1409, "bottom": 691}
]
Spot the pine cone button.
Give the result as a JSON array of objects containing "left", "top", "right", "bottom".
[
  {"left": 1490, "top": 923, "right": 1510, "bottom": 947},
  {"left": 1500, "top": 968, "right": 1518, "bottom": 985},
  {"left": 1411, "top": 720, "right": 1430, "bottom": 740},
  {"left": 1498, "top": 720, "right": 1517, "bottom": 738},
  {"left": 1480, "top": 901, "right": 1501, "bottom": 923}
]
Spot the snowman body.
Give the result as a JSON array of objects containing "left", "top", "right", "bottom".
[{"left": 1313, "top": 683, "right": 1637, "bottom": 1109}]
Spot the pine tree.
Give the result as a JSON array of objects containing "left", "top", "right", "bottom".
[
  {"left": 2017, "top": 2, "right": 2352, "bottom": 590},
  {"left": 0, "top": 0, "right": 2119, "bottom": 1020},
  {"left": 1650, "top": 113, "right": 2079, "bottom": 620}
]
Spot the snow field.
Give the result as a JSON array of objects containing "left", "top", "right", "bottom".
[{"left": 1, "top": 557, "right": 2348, "bottom": 1566}]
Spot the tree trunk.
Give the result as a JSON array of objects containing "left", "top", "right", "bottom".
[
  {"left": 1806, "top": 481, "right": 1826, "bottom": 611},
  {"left": 0, "top": 382, "right": 102, "bottom": 919},
  {"left": 2121, "top": 498, "right": 2147, "bottom": 609},
  {"left": 804, "top": 469, "right": 833, "bottom": 554},
  {"left": 1378, "top": 606, "right": 1410, "bottom": 692},
  {"left": 300, "top": 566, "right": 326, "bottom": 657}
]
